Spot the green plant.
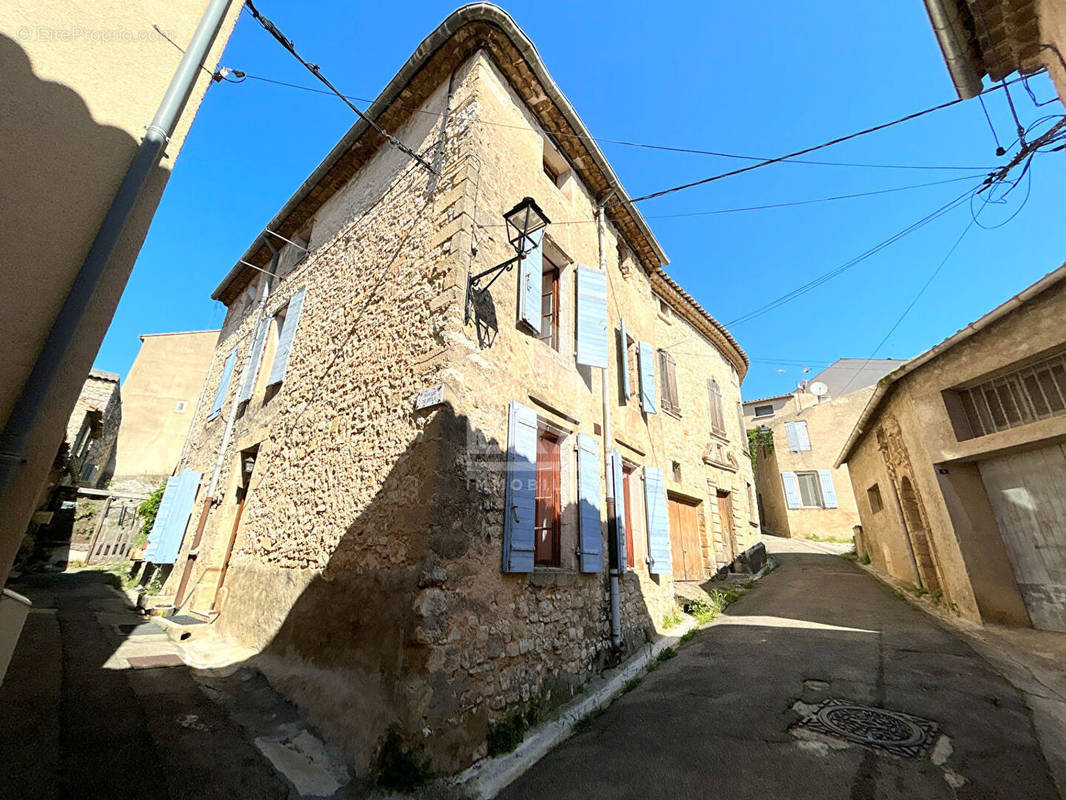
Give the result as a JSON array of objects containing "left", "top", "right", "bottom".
[
  {"left": 688, "top": 593, "right": 724, "bottom": 624},
  {"left": 805, "top": 533, "right": 851, "bottom": 544},
  {"left": 859, "top": 553, "right": 871, "bottom": 565},
  {"left": 622, "top": 676, "right": 642, "bottom": 694},
  {"left": 376, "top": 727, "right": 433, "bottom": 791},
  {"left": 679, "top": 629, "right": 697, "bottom": 644},
  {"left": 143, "top": 568, "right": 163, "bottom": 596},
  {"left": 656, "top": 647, "right": 677, "bottom": 663},
  {"left": 662, "top": 605, "right": 683, "bottom": 629},
  {"left": 76, "top": 501, "right": 96, "bottom": 522},
  {"left": 487, "top": 710, "right": 528, "bottom": 757},
  {"left": 136, "top": 483, "right": 166, "bottom": 539},
  {"left": 747, "top": 427, "right": 774, "bottom": 473}
]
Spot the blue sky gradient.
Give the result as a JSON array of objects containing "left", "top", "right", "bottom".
[{"left": 96, "top": 1, "right": 1066, "bottom": 400}]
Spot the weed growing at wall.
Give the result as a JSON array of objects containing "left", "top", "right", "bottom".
[
  {"left": 661, "top": 605, "right": 683, "bottom": 629},
  {"left": 136, "top": 482, "right": 165, "bottom": 539},
  {"left": 376, "top": 727, "right": 434, "bottom": 791},
  {"left": 486, "top": 709, "right": 528, "bottom": 756}
]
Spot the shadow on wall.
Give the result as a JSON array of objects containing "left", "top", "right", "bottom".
[
  {"left": 0, "top": 32, "right": 169, "bottom": 582},
  {"left": 176, "top": 406, "right": 660, "bottom": 778}
]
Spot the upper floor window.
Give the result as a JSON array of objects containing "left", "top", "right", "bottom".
[
  {"left": 539, "top": 262, "right": 560, "bottom": 351},
  {"left": 542, "top": 139, "right": 570, "bottom": 189},
  {"left": 754, "top": 404, "right": 774, "bottom": 418},
  {"left": 659, "top": 350, "right": 680, "bottom": 414},
  {"left": 797, "top": 471, "right": 825, "bottom": 508},
  {"left": 707, "top": 378, "right": 725, "bottom": 435},
  {"left": 784, "top": 420, "right": 811, "bottom": 451},
  {"left": 867, "top": 483, "right": 884, "bottom": 513},
  {"left": 947, "top": 350, "right": 1066, "bottom": 440}
]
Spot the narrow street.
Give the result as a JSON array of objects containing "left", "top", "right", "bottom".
[
  {"left": 500, "top": 537, "right": 1061, "bottom": 800},
  {"left": 0, "top": 571, "right": 291, "bottom": 800}
]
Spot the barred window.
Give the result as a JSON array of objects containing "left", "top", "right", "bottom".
[{"left": 952, "top": 352, "right": 1066, "bottom": 439}]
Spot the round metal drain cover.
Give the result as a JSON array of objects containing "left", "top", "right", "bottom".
[{"left": 817, "top": 705, "right": 925, "bottom": 747}]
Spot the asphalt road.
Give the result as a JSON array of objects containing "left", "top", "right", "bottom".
[{"left": 499, "top": 536, "right": 1060, "bottom": 800}]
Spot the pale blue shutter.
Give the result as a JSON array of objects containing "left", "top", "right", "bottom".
[
  {"left": 576, "top": 266, "right": 608, "bottom": 368},
  {"left": 517, "top": 230, "right": 543, "bottom": 334},
  {"left": 503, "top": 401, "right": 538, "bottom": 572},
  {"left": 144, "top": 475, "right": 180, "bottom": 562},
  {"left": 207, "top": 348, "right": 237, "bottom": 421},
  {"left": 152, "top": 470, "right": 202, "bottom": 564},
  {"left": 576, "top": 433, "right": 603, "bottom": 573},
  {"left": 818, "top": 469, "right": 838, "bottom": 508},
  {"left": 611, "top": 450, "right": 627, "bottom": 569},
  {"left": 239, "top": 317, "right": 270, "bottom": 403},
  {"left": 644, "top": 466, "right": 671, "bottom": 574},
  {"left": 782, "top": 471, "right": 801, "bottom": 509},
  {"left": 638, "top": 342, "right": 657, "bottom": 413},
  {"left": 796, "top": 421, "right": 811, "bottom": 451},
  {"left": 784, "top": 422, "right": 800, "bottom": 451},
  {"left": 619, "top": 319, "right": 631, "bottom": 399},
  {"left": 267, "top": 287, "right": 307, "bottom": 386}
]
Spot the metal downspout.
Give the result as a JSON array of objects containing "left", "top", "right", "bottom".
[
  {"left": 0, "top": 0, "right": 234, "bottom": 506},
  {"left": 598, "top": 199, "right": 623, "bottom": 649}
]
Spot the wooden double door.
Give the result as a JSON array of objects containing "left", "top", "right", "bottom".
[{"left": 669, "top": 495, "right": 705, "bottom": 581}]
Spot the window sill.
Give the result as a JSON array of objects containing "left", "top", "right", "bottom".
[
  {"left": 530, "top": 568, "right": 581, "bottom": 588},
  {"left": 709, "top": 429, "right": 730, "bottom": 443},
  {"left": 662, "top": 407, "right": 682, "bottom": 420},
  {"left": 702, "top": 456, "right": 739, "bottom": 473}
]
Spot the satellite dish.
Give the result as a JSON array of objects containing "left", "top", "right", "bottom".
[{"left": 809, "top": 381, "right": 829, "bottom": 398}]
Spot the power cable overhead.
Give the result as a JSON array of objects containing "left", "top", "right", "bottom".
[{"left": 242, "top": 0, "right": 438, "bottom": 176}]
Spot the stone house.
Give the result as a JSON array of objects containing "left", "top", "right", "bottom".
[
  {"left": 64, "top": 369, "right": 121, "bottom": 490},
  {"left": 111, "top": 330, "right": 219, "bottom": 493},
  {"left": 743, "top": 359, "right": 902, "bottom": 540},
  {"left": 152, "top": 5, "right": 758, "bottom": 775},
  {"left": 837, "top": 264, "right": 1066, "bottom": 632}
]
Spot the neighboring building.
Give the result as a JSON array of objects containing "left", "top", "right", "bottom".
[
  {"left": 838, "top": 265, "right": 1066, "bottom": 632},
  {"left": 922, "top": 0, "right": 1066, "bottom": 103},
  {"left": 147, "top": 5, "right": 758, "bottom": 775},
  {"left": 0, "top": 3, "right": 241, "bottom": 600},
  {"left": 64, "top": 370, "right": 121, "bottom": 490},
  {"left": 111, "top": 330, "right": 218, "bottom": 492},
  {"left": 743, "top": 359, "right": 902, "bottom": 540}
]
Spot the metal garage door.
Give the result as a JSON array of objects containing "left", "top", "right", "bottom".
[{"left": 979, "top": 443, "right": 1066, "bottom": 631}]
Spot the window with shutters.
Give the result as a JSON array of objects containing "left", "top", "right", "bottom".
[
  {"left": 622, "top": 461, "right": 638, "bottom": 569},
  {"left": 539, "top": 263, "right": 560, "bottom": 350},
  {"left": 659, "top": 350, "right": 680, "bottom": 415},
  {"left": 534, "top": 428, "right": 562, "bottom": 567},
  {"left": 754, "top": 404, "right": 774, "bottom": 418},
  {"left": 737, "top": 403, "right": 749, "bottom": 453},
  {"left": 796, "top": 471, "right": 825, "bottom": 508},
  {"left": 708, "top": 378, "right": 726, "bottom": 436},
  {"left": 542, "top": 138, "right": 570, "bottom": 189},
  {"left": 785, "top": 420, "right": 811, "bottom": 451}
]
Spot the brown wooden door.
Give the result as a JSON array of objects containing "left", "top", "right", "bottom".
[
  {"left": 669, "top": 496, "right": 704, "bottom": 580},
  {"left": 718, "top": 491, "right": 737, "bottom": 563}
]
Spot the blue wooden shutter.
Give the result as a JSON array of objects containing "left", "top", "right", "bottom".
[
  {"left": 517, "top": 230, "right": 543, "bottom": 334},
  {"left": 152, "top": 470, "right": 202, "bottom": 564},
  {"left": 503, "top": 401, "right": 538, "bottom": 572},
  {"left": 576, "top": 433, "right": 603, "bottom": 573},
  {"left": 239, "top": 317, "right": 270, "bottom": 403},
  {"left": 782, "top": 471, "right": 801, "bottom": 509},
  {"left": 576, "top": 266, "right": 608, "bottom": 368},
  {"left": 144, "top": 475, "right": 180, "bottom": 562},
  {"left": 644, "top": 466, "right": 671, "bottom": 574},
  {"left": 796, "top": 421, "right": 811, "bottom": 451},
  {"left": 611, "top": 449, "right": 627, "bottom": 569},
  {"left": 638, "top": 342, "right": 657, "bottom": 413},
  {"left": 267, "top": 287, "right": 307, "bottom": 386},
  {"left": 619, "top": 319, "right": 631, "bottom": 399},
  {"left": 818, "top": 469, "right": 838, "bottom": 508},
  {"left": 207, "top": 348, "right": 237, "bottom": 421},
  {"left": 784, "top": 422, "right": 800, "bottom": 451}
]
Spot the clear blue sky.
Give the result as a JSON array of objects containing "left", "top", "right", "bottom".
[{"left": 96, "top": 1, "right": 1066, "bottom": 400}]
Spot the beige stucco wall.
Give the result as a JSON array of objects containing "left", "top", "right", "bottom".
[
  {"left": 752, "top": 389, "right": 870, "bottom": 540},
  {"left": 0, "top": 1, "right": 240, "bottom": 586},
  {"left": 112, "top": 330, "right": 217, "bottom": 489},
  {"left": 166, "top": 50, "right": 756, "bottom": 774},
  {"left": 844, "top": 274, "right": 1066, "bottom": 625}
]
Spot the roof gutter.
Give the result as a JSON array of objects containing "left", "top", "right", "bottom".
[
  {"left": 835, "top": 263, "right": 1066, "bottom": 467},
  {"left": 213, "top": 2, "right": 669, "bottom": 301},
  {"left": 921, "top": 0, "right": 985, "bottom": 99}
]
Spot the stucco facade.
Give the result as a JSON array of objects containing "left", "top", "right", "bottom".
[
  {"left": 0, "top": 2, "right": 240, "bottom": 590},
  {"left": 111, "top": 330, "right": 218, "bottom": 491},
  {"left": 156, "top": 7, "right": 757, "bottom": 776},
  {"left": 839, "top": 265, "right": 1066, "bottom": 632}
]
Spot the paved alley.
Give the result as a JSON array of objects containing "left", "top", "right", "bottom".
[
  {"left": 500, "top": 536, "right": 1060, "bottom": 800},
  {"left": 0, "top": 571, "right": 292, "bottom": 800}
]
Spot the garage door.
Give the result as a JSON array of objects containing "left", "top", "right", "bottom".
[{"left": 979, "top": 443, "right": 1066, "bottom": 631}]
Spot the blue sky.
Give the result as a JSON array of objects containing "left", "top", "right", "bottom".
[{"left": 97, "top": 1, "right": 1066, "bottom": 400}]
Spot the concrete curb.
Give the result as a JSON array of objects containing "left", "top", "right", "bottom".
[
  {"left": 452, "top": 615, "right": 698, "bottom": 800},
  {"left": 453, "top": 563, "right": 777, "bottom": 799}
]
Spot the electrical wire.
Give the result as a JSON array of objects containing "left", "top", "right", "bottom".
[{"left": 242, "top": 0, "right": 438, "bottom": 175}]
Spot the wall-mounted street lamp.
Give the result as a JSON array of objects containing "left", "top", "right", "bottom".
[{"left": 465, "top": 196, "right": 550, "bottom": 323}]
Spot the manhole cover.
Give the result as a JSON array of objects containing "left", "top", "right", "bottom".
[{"left": 793, "top": 698, "right": 939, "bottom": 758}]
